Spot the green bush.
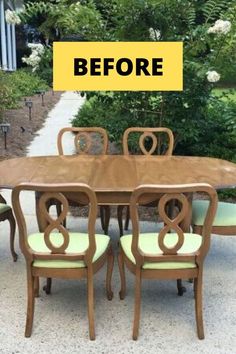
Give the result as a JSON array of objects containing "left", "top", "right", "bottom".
[
  {"left": 6, "top": 69, "right": 48, "bottom": 104},
  {"left": 0, "top": 70, "right": 18, "bottom": 120},
  {"left": 0, "top": 69, "right": 48, "bottom": 110},
  {"left": 72, "top": 89, "right": 236, "bottom": 159},
  {"left": 34, "top": 47, "right": 53, "bottom": 86},
  {"left": 0, "top": 69, "right": 49, "bottom": 122}
]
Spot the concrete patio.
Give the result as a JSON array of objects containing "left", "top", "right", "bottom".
[
  {"left": 0, "top": 91, "right": 235, "bottom": 353},
  {"left": 0, "top": 213, "right": 235, "bottom": 354}
]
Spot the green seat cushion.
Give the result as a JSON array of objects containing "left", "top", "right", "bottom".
[
  {"left": 0, "top": 203, "right": 11, "bottom": 214},
  {"left": 120, "top": 233, "right": 202, "bottom": 270},
  {"left": 192, "top": 200, "right": 236, "bottom": 226},
  {"left": 28, "top": 233, "right": 110, "bottom": 268}
]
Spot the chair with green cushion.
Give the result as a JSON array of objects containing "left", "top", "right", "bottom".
[
  {"left": 12, "top": 183, "right": 114, "bottom": 339},
  {"left": 118, "top": 183, "right": 217, "bottom": 340},
  {"left": 192, "top": 200, "right": 236, "bottom": 236},
  {"left": 35, "top": 127, "right": 110, "bottom": 234},
  {"left": 35, "top": 127, "right": 111, "bottom": 295},
  {"left": 117, "top": 127, "right": 174, "bottom": 236},
  {"left": 0, "top": 194, "right": 17, "bottom": 261},
  {"left": 57, "top": 127, "right": 110, "bottom": 234}
]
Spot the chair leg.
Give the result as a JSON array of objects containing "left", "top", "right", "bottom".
[
  {"left": 8, "top": 210, "right": 17, "bottom": 262},
  {"left": 133, "top": 269, "right": 142, "bottom": 340},
  {"left": 100, "top": 206, "right": 105, "bottom": 231},
  {"left": 106, "top": 245, "right": 114, "bottom": 300},
  {"left": 117, "top": 205, "right": 124, "bottom": 237},
  {"left": 103, "top": 206, "right": 110, "bottom": 235},
  {"left": 194, "top": 272, "right": 204, "bottom": 339},
  {"left": 43, "top": 278, "right": 52, "bottom": 295},
  {"left": 34, "top": 277, "right": 39, "bottom": 298},
  {"left": 118, "top": 250, "right": 126, "bottom": 300},
  {"left": 124, "top": 206, "right": 130, "bottom": 231},
  {"left": 25, "top": 269, "right": 35, "bottom": 337},
  {"left": 177, "top": 279, "right": 186, "bottom": 296},
  {"left": 87, "top": 267, "right": 95, "bottom": 340}
]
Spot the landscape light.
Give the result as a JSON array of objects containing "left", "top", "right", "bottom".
[
  {"left": 35, "top": 90, "right": 46, "bottom": 106},
  {"left": 25, "top": 100, "right": 33, "bottom": 120},
  {"left": 0, "top": 123, "right": 10, "bottom": 149}
]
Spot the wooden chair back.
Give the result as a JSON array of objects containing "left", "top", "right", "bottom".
[
  {"left": 122, "top": 127, "right": 174, "bottom": 155},
  {"left": 129, "top": 183, "right": 218, "bottom": 267},
  {"left": 57, "top": 127, "right": 109, "bottom": 155},
  {"left": 12, "top": 183, "right": 97, "bottom": 265}
]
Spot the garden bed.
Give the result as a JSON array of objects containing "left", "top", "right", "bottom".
[{"left": 0, "top": 90, "right": 62, "bottom": 160}]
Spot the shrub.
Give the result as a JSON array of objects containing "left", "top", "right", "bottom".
[
  {"left": 6, "top": 69, "right": 48, "bottom": 103},
  {"left": 0, "top": 69, "right": 49, "bottom": 121},
  {"left": 0, "top": 71, "right": 18, "bottom": 121}
]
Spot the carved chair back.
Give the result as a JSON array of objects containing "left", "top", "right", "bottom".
[
  {"left": 129, "top": 183, "right": 217, "bottom": 267},
  {"left": 57, "top": 127, "right": 109, "bottom": 155},
  {"left": 12, "top": 183, "right": 97, "bottom": 265},
  {"left": 122, "top": 127, "right": 174, "bottom": 156}
]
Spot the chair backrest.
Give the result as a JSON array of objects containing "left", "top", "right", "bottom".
[
  {"left": 122, "top": 127, "right": 174, "bottom": 155},
  {"left": 12, "top": 183, "right": 97, "bottom": 265},
  {"left": 129, "top": 183, "right": 218, "bottom": 267},
  {"left": 57, "top": 127, "right": 109, "bottom": 155}
]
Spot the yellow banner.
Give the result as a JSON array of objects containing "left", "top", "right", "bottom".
[{"left": 53, "top": 42, "right": 183, "bottom": 91}]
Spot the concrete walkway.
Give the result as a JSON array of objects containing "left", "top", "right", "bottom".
[
  {"left": 2, "top": 91, "right": 84, "bottom": 214},
  {"left": 0, "top": 92, "right": 235, "bottom": 353},
  {"left": 27, "top": 91, "right": 84, "bottom": 156}
]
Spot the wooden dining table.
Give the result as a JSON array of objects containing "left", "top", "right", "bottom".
[{"left": 0, "top": 155, "right": 236, "bottom": 204}]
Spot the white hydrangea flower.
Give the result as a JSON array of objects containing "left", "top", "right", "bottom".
[
  {"left": 5, "top": 9, "right": 21, "bottom": 25},
  {"left": 28, "top": 43, "right": 45, "bottom": 55},
  {"left": 22, "top": 43, "right": 45, "bottom": 71},
  {"left": 149, "top": 28, "right": 161, "bottom": 41},
  {"left": 207, "top": 20, "right": 231, "bottom": 35},
  {"left": 206, "top": 70, "right": 220, "bottom": 83}
]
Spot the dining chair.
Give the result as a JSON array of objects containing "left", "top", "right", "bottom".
[
  {"left": 59, "top": 127, "right": 110, "bottom": 233},
  {"left": 117, "top": 127, "right": 174, "bottom": 236},
  {"left": 192, "top": 199, "right": 236, "bottom": 236},
  {"left": 12, "top": 182, "right": 114, "bottom": 339},
  {"left": 36, "top": 127, "right": 111, "bottom": 295},
  {"left": 0, "top": 193, "right": 17, "bottom": 261},
  {"left": 36, "top": 127, "right": 110, "bottom": 235},
  {"left": 118, "top": 183, "right": 217, "bottom": 340}
]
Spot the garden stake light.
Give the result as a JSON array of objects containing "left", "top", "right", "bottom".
[
  {"left": 35, "top": 90, "right": 45, "bottom": 106},
  {"left": 0, "top": 123, "right": 10, "bottom": 149},
  {"left": 25, "top": 100, "right": 33, "bottom": 120}
]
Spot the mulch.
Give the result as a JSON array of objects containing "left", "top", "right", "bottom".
[{"left": 0, "top": 90, "right": 62, "bottom": 160}]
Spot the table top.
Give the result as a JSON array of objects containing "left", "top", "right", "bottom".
[{"left": 0, "top": 155, "right": 236, "bottom": 191}]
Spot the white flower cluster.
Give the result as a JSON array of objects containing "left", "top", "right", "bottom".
[
  {"left": 5, "top": 9, "right": 21, "bottom": 25},
  {"left": 22, "top": 43, "right": 45, "bottom": 72},
  {"left": 207, "top": 20, "right": 231, "bottom": 35},
  {"left": 28, "top": 43, "right": 45, "bottom": 55},
  {"left": 206, "top": 70, "right": 220, "bottom": 83},
  {"left": 149, "top": 28, "right": 161, "bottom": 41}
]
